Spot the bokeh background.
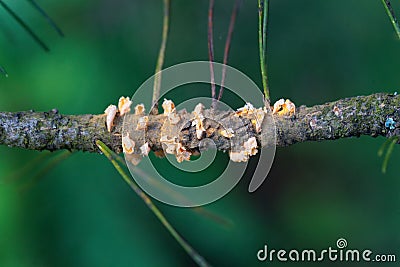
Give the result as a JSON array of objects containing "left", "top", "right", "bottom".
[{"left": 1, "top": 0, "right": 399, "bottom": 266}]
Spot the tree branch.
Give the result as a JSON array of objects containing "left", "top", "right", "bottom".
[{"left": 0, "top": 93, "right": 399, "bottom": 154}]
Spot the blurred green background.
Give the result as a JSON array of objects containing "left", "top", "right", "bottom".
[{"left": 1, "top": 0, "right": 399, "bottom": 266}]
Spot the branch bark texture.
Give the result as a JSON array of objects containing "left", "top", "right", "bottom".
[{"left": 0, "top": 93, "right": 399, "bottom": 154}]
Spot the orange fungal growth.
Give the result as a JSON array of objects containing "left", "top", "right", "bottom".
[
  {"left": 118, "top": 96, "right": 132, "bottom": 116},
  {"left": 122, "top": 133, "right": 135, "bottom": 154},
  {"left": 134, "top": 104, "right": 145, "bottom": 115},
  {"left": 235, "top": 103, "right": 255, "bottom": 117},
  {"left": 162, "top": 99, "right": 175, "bottom": 115},
  {"left": 243, "top": 137, "right": 258, "bottom": 156},
  {"left": 192, "top": 103, "right": 206, "bottom": 139},
  {"left": 220, "top": 128, "right": 235, "bottom": 138},
  {"left": 175, "top": 143, "right": 192, "bottom": 163},
  {"left": 272, "top": 98, "right": 295, "bottom": 116}
]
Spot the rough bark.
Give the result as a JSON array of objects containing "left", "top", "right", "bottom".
[{"left": 0, "top": 93, "right": 399, "bottom": 154}]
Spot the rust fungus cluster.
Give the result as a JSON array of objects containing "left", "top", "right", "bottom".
[{"left": 104, "top": 96, "right": 297, "bottom": 164}]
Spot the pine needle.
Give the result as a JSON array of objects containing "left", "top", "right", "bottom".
[
  {"left": 27, "top": 0, "right": 64, "bottom": 37},
  {"left": 381, "top": 0, "right": 400, "bottom": 39},
  {"left": 6, "top": 152, "right": 52, "bottom": 183},
  {"left": 208, "top": 0, "right": 216, "bottom": 109},
  {"left": 0, "top": 0, "right": 50, "bottom": 52},
  {"left": 257, "top": 0, "right": 270, "bottom": 101},
  {"left": 19, "top": 151, "right": 71, "bottom": 192},
  {"left": 378, "top": 136, "right": 399, "bottom": 173},
  {"left": 151, "top": 0, "right": 170, "bottom": 114},
  {"left": 0, "top": 66, "right": 8, "bottom": 77},
  {"left": 96, "top": 140, "right": 211, "bottom": 267}
]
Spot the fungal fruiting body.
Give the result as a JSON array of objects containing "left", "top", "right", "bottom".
[
  {"left": 227, "top": 102, "right": 271, "bottom": 162},
  {"left": 118, "top": 96, "right": 132, "bottom": 116},
  {"left": 140, "top": 143, "right": 151, "bottom": 156},
  {"left": 104, "top": 104, "right": 117, "bottom": 132},
  {"left": 160, "top": 135, "right": 192, "bottom": 163},
  {"left": 161, "top": 98, "right": 182, "bottom": 125},
  {"left": 104, "top": 96, "right": 133, "bottom": 132},
  {"left": 192, "top": 103, "right": 206, "bottom": 139},
  {"left": 243, "top": 137, "right": 258, "bottom": 156},
  {"left": 162, "top": 99, "right": 175, "bottom": 116},
  {"left": 122, "top": 133, "right": 135, "bottom": 154},
  {"left": 159, "top": 99, "right": 192, "bottom": 163},
  {"left": 160, "top": 135, "right": 177, "bottom": 154},
  {"left": 235, "top": 102, "right": 255, "bottom": 116},
  {"left": 229, "top": 151, "right": 249, "bottom": 162},
  {"left": 234, "top": 103, "right": 266, "bottom": 133},
  {"left": 220, "top": 128, "right": 234, "bottom": 138},
  {"left": 191, "top": 115, "right": 205, "bottom": 139},
  {"left": 134, "top": 104, "right": 145, "bottom": 115},
  {"left": 136, "top": 116, "right": 149, "bottom": 131},
  {"left": 229, "top": 137, "right": 258, "bottom": 162},
  {"left": 105, "top": 98, "right": 269, "bottom": 164},
  {"left": 175, "top": 143, "right": 191, "bottom": 163},
  {"left": 251, "top": 108, "right": 266, "bottom": 133},
  {"left": 272, "top": 98, "right": 295, "bottom": 116}
]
